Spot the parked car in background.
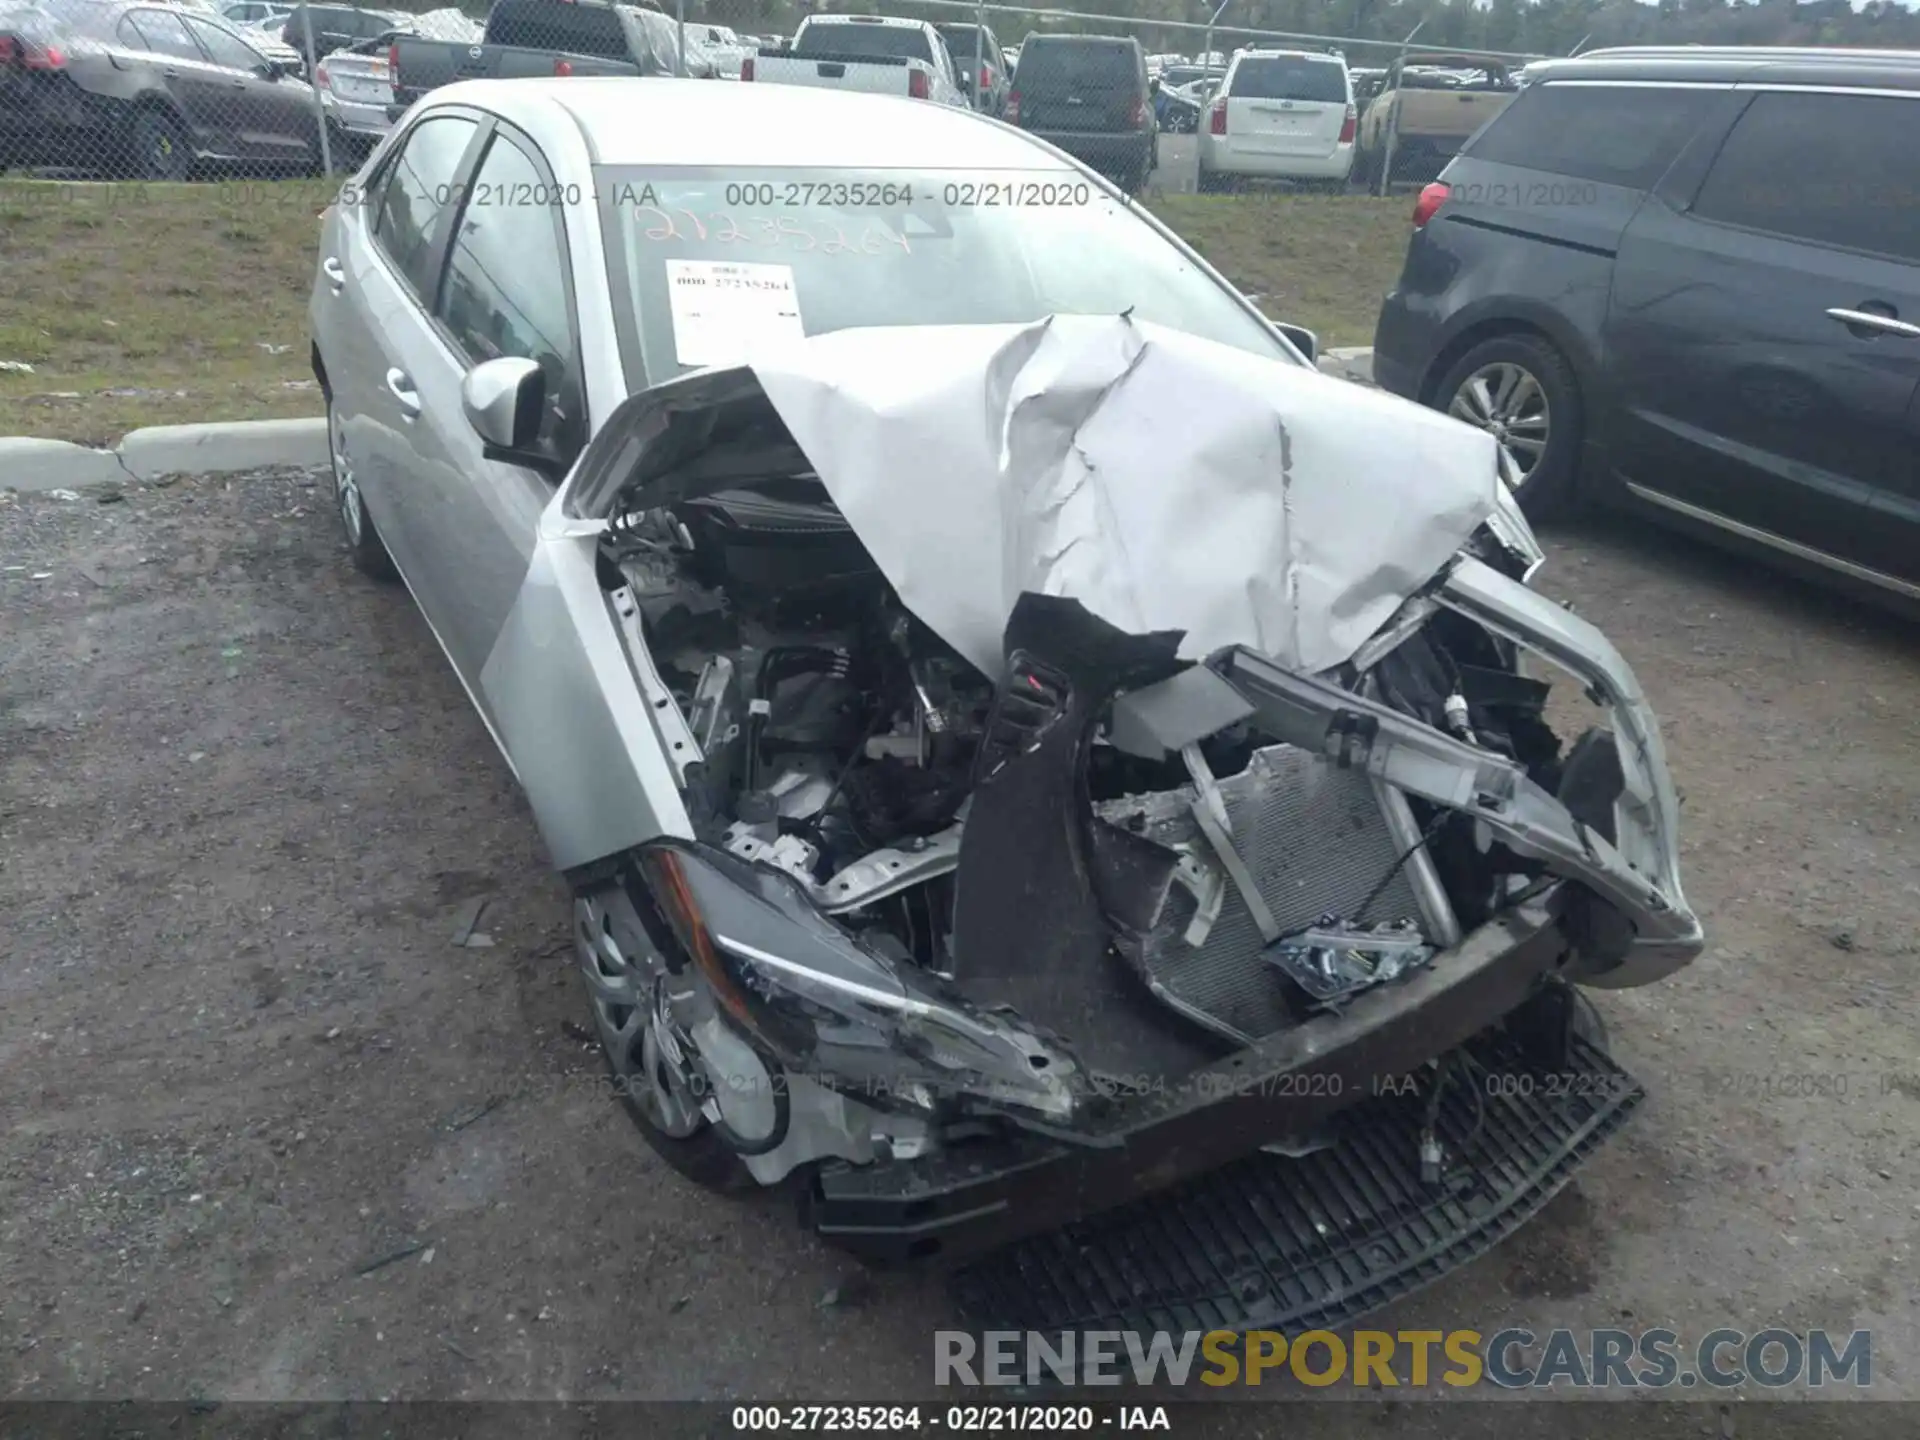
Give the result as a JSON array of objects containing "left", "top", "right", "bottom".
[
  {"left": 314, "top": 32, "right": 391, "bottom": 158},
  {"left": 936, "top": 21, "right": 1008, "bottom": 114},
  {"left": 1155, "top": 75, "right": 1206, "bottom": 132},
  {"left": 1372, "top": 48, "right": 1920, "bottom": 608},
  {"left": 743, "top": 14, "right": 964, "bottom": 105},
  {"left": 1198, "top": 48, "right": 1354, "bottom": 192},
  {"left": 692, "top": 21, "right": 749, "bottom": 77},
  {"left": 0, "top": 0, "right": 318, "bottom": 177},
  {"left": 391, "top": 0, "right": 703, "bottom": 114},
  {"left": 1007, "top": 33, "right": 1157, "bottom": 194},
  {"left": 1354, "top": 53, "right": 1517, "bottom": 187},
  {"left": 281, "top": 2, "right": 400, "bottom": 65},
  {"left": 220, "top": 0, "right": 285, "bottom": 23},
  {"left": 309, "top": 74, "right": 1698, "bottom": 1297}
]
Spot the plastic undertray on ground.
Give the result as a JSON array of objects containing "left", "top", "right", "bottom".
[{"left": 949, "top": 1032, "right": 1640, "bottom": 1334}]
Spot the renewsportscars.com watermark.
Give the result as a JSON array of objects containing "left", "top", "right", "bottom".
[{"left": 935, "top": 1328, "right": 1873, "bottom": 1390}]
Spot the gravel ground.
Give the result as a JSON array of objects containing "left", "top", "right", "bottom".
[{"left": 1, "top": 469, "right": 1917, "bottom": 1416}]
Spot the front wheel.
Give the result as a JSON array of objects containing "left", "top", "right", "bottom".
[
  {"left": 1432, "top": 333, "right": 1585, "bottom": 521},
  {"left": 573, "top": 881, "right": 758, "bottom": 1195},
  {"left": 126, "top": 108, "right": 192, "bottom": 182}
]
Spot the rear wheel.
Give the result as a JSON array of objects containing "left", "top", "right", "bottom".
[
  {"left": 1196, "top": 163, "right": 1230, "bottom": 194},
  {"left": 326, "top": 397, "right": 399, "bottom": 580},
  {"left": 127, "top": 107, "right": 192, "bottom": 182}
]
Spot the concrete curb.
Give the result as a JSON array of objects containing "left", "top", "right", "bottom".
[
  {"left": 1316, "top": 346, "right": 1375, "bottom": 386},
  {"left": 0, "top": 417, "right": 327, "bottom": 493}
]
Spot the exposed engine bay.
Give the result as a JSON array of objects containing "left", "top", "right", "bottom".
[{"left": 592, "top": 470, "right": 1667, "bottom": 1186}]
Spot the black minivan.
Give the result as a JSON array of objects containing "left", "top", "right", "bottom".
[{"left": 1373, "top": 48, "right": 1920, "bottom": 609}]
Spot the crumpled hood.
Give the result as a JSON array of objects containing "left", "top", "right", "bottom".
[{"left": 570, "top": 313, "right": 1505, "bottom": 676}]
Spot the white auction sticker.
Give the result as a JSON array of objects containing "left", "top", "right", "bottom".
[{"left": 665, "top": 259, "right": 805, "bottom": 369}]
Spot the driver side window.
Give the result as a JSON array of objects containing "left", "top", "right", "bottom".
[{"left": 436, "top": 131, "right": 585, "bottom": 464}]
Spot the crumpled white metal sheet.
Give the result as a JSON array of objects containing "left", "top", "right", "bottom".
[{"left": 745, "top": 312, "right": 1503, "bottom": 675}]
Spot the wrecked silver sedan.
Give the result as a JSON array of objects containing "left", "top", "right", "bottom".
[{"left": 310, "top": 78, "right": 1701, "bottom": 1324}]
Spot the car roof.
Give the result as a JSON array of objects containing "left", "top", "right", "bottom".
[
  {"left": 1532, "top": 47, "right": 1920, "bottom": 90},
  {"left": 1236, "top": 49, "right": 1342, "bottom": 61},
  {"left": 1022, "top": 32, "right": 1138, "bottom": 46},
  {"left": 431, "top": 77, "right": 1067, "bottom": 169}
]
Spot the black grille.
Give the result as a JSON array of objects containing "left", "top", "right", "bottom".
[{"left": 950, "top": 1032, "right": 1640, "bottom": 1334}]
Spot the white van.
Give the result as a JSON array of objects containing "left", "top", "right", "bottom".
[{"left": 1198, "top": 48, "right": 1356, "bottom": 191}]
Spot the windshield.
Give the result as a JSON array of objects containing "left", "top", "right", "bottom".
[
  {"left": 598, "top": 166, "right": 1289, "bottom": 384},
  {"left": 1230, "top": 57, "right": 1346, "bottom": 102},
  {"left": 795, "top": 21, "right": 930, "bottom": 62}
]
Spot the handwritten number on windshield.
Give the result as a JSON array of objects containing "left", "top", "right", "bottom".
[{"left": 633, "top": 207, "right": 912, "bottom": 257}]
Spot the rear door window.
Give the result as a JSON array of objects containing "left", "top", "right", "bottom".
[
  {"left": 127, "top": 9, "right": 207, "bottom": 61},
  {"left": 1016, "top": 39, "right": 1136, "bottom": 89},
  {"left": 1689, "top": 90, "right": 1920, "bottom": 265},
  {"left": 370, "top": 114, "right": 480, "bottom": 302},
  {"left": 1230, "top": 56, "right": 1346, "bottom": 102},
  {"left": 795, "top": 23, "right": 931, "bottom": 62},
  {"left": 1463, "top": 82, "right": 1716, "bottom": 190},
  {"left": 487, "top": 0, "right": 627, "bottom": 57}
]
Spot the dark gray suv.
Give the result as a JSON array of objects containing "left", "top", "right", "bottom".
[
  {"left": 1373, "top": 47, "right": 1920, "bottom": 610},
  {"left": 1007, "top": 33, "right": 1157, "bottom": 194}
]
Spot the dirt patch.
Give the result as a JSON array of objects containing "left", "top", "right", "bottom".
[{"left": 1, "top": 478, "right": 1917, "bottom": 1402}]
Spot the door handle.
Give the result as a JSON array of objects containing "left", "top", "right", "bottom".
[
  {"left": 321, "top": 255, "right": 345, "bottom": 293},
  {"left": 1826, "top": 307, "right": 1920, "bottom": 340},
  {"left": 385, "top": 367, "right": 421, "bottom": 419}
]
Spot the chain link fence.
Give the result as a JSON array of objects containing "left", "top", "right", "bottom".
[
  {"left": 0, "top": 0, "right": 1557, "bottom": 189},
  {"left": 0, "top": 0, "right": 490, "bottom": 179}
]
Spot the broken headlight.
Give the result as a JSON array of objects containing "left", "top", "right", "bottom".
[{"left": 638, "top": 843, "right": 1083, "bottom": 1124}]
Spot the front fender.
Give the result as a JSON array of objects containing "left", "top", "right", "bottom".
[{"left": 478, "top": 527, "right": 692, "bottom": 872}]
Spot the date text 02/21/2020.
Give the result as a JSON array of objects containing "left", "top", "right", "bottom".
[{"left": 730, "top": 1405, "right": 1173, "bottom": 1432}]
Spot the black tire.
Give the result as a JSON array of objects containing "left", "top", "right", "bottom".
[
  {"left": 573, "top": 880, "right": 758, "bottom": 1196},
  {"left": 1430, "top": 333, "right": 1585, "bottom": 522},
  {"left": 126, "top": 107, "right": 192, "bottom": 182},
  {"left": 325, "top": 397, "right": 399, "bottom": 580},
  {"left": 1196, "top": 163, "right": 1229, "bottom": 195},
  {"left": 1351, "top": 143, "right": 1377, "bottom": 189}
]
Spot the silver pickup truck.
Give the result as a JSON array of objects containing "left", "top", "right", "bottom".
[{"left": 742, "top": 14, "right": 967, "bottom": 105}]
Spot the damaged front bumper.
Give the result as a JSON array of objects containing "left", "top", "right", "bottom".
[{"left": 805, "top": 888, "right": 1572, "bottom": 1264}]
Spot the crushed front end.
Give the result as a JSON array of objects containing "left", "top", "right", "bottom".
[{"left": 542, "top": 315, "right": 1702, "bottom": 1306}]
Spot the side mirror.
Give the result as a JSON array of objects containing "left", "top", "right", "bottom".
[
  {"left": 462, "top": 356, "right": 549, "bottom": 461},
  {"left": 1277, "top": 322, "right": 1318, "bottom": 367}
]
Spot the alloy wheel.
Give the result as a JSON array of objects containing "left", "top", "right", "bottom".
[
  {"left": 573, "top": 892, "right": 705, "bottom": 1139},
  {"left": 1448, "top": 360, "right": 1551, "bottom": 492},
  {"left": 329, "top": 410, "right": 364, "bottom": 547}
]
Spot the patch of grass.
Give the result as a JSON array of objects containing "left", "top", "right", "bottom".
[
  {"left": 0, "top": 179, "right": 1408, "bottom": 446},
  {"left": 0, "top": 178, "right": 332, "bottom": 445},
  {"left": 1150, "top": 192, "right": 1412, "bottom": 349}
]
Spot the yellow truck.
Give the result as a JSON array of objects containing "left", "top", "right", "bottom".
[{"left": 1354, "top": 54, "right": 1519, "bottom": 188}]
